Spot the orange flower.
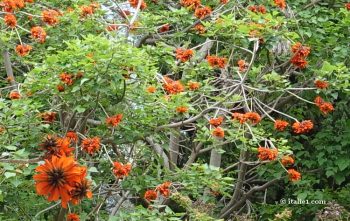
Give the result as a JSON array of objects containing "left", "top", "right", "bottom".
[
  {"left": 314, "top": 96, "right": 334, "bottom": 115},
  {"left": 159, "top": 24, "right": 170, "bottom": 33},
  {"left": 31, "top": 26, "right": 47, "bottom": 43},
  {"left": 314, "top": 80, "right": 328, "bottom": 89},
  {"left": 2, "top": 0, "right": 25, "bottom": 12},
  {"left": 194, "top": 6, "right": 212, "bottom": 19},
  {"left": 314, "top": 96, "right": 324, "bottom": 106},
  {"left": 25, "top": 0, "right": 34, "bottom": 2},
  {"left": 40, "top": 111, "right": 56, "bottom": 123},
  {"left": 244, "top": 112, "right": 261, "bottom": 125},
  {"left": 207, "top": 55, "right": 227, "bottom": 69},
  {"left": 237, "top": 59, "right": 246, "bottom": 72},
  {"left": 209, "top": 116, "right": 223, "bottom": 127},
  {"left": 4, "top": 13, "right": 17, "bottom": 28},
  {"left": 156, "top": 182, "right": 171, "bottom": 197},
  {"left": 67, "top": 213, "right": 80, "bottom": 221},
  {"left": 291, "top": 42, "right": 310, "bottom": 57},
  {"left": 144, "top": 190, "right": 157, "bottom": 201},
  {"left": 40, "top": 136, "right": 74, "bottom": 159},
  {"left": 81, "top": 137, "right": 101, "bottom": 155},
  {"left": 128, "top": 0, "right": 147, "bottom": 10},
  {"left": 107, "top": 24, "right": 119, "bottom": 31},
  {"left": 33, "top": 156, "right": 83, "bottom": 208},
  {"left": 194, "top": 24, "right": 205, "bottom": 34},
  {"left": 113, "top": 162, "right": 132, "bottom": 178},
  {"left": 274, "top": 0, "right": 286, "bottom": 9},
  {"left": 287, "top": 169, "right": 301, "bottom": 182},
  {"left": 292, "top": 120, "right": 313, "bottom": 134},
  {"left": 220, "top": 0, "right": 228, "bottom": 4},
  {"left": 212, "top": 127, "right": 224, "bottom": 138},
  {"left": 346, "top": 3, "right": 350, "bottom": 10},
  {"left": 42, "top": 9, "right": 60, "bottom": 25},
  {"left": 57, "top": 84, "right": 65, "bottom": 92},
  {"left": 274, "top": 120, "right": 289, "bottom": 131},
  {"left": 180, "top": 0, "right": 200, "bottom": 8},
  {"left": 70, "top": 167, "right": 92, "bottom": 205},
  {"left": 15, "top": 44, "right": 32, "bottom": 56},
  {"left": 258, "top": 147, "right": 278, "bottom": 161},
  {"left": 80, "top": 5, "right": 94, "bottom": 17},
  {"left": 188, "top": 81, "right": 200, "bottom": 90},
  {"left": 248, "top": 5, "right": 266, "bottom": 14},
  {"left": 281, "top": 156, "right": 295, "bottom": 166},
  {"left": 176, "top": 106, "right": 188, "bottom": 113},
  {"left": 66, "top": 131, "right": 78, "bottom": 143},
  {"left": 175, "top": 48, "right": 194, "bottom": 62},
  {"left": 60, "top": 73, "right": 74, "bottom": 85},
  {"left": 162, "top": 77, "right": 184, "bottom": 94},
  {"left": 106, "top": 114, "right": 123, "bottom": 127},
  {"left": 9, "top": 90, "right": 21, "bottom": 99},
  {"left": 319, "top": 102, "right": 334, "bottom": 115},
  {"left": 290, "top": 42, "right": 310, "bottom": 69},
  {"left": 146, "top": 86, "right": 156, "bottom": 93}
]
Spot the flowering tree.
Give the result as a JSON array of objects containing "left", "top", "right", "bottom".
[{"left": 0, "top": 0, "right": 349, "bottom": 220}]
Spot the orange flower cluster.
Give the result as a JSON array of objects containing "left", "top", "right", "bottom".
[
  {"left": 146, "top": 85, "right": 156, "bottom": 93},
  {"left": 209, "top": 116, "right": 223, "bottom": 127},
  {"left": 237, "top": 59, "right": 247, "bottom": 72},
  {"left": 33, "top": 156, "right": 92, "bottom": 208},
  {"left": 57, "top": 84, "right": 65, "bottom": 92},
  {"left": 287, "top": 169, "right": 301, "bottom": 182},
  {"left": 144, "top": 182, "right": 172, "bottom": 202},
  {"left": 314, "top": 80, "right": 329, "bottom": 89},
  {"left": 274, "top": 120, "right": 289, "bottom": 131},
  {"left": 314, "top": 96, "right": 334, "bottom": 115},
  {"left": 59, "top": 73, "right": 74, "bottom": 85},
  {"left": 290, "top": 42, "right": 310, "bottom": 69},
  {"left": 40, "top": 135, "right": 74, "bottom": 159},
  {"left": 248, "top": 5, "right": 267, "bottom": 14},
  {"left": 188, "top": 81, "right": 200, "bottom": 90},
  {"left": 128, "top": 0, "right": 147, "bottom": 10},
  {"left": 107, "top": 24, "right": 119, "bottom": 31},
  {"left": 257, "top": 147, "right": 278, "bottom": 161},
  {"left": 31, "top": 26, "right": 47, "bottom": 43},
  {"left": 180, "top": 0, "right": 200, "bottom": 9},
  {"left": 176, "top": 106, "right": 188, "bottom": 113},
  {"left": 274, "top": 0, "right": 286, "bottom": 9},
  {"left": 232, "top": 112, "right": 261, "bottom": 125},
  {"left": 81, "top": 137, "right": 101, "bottom": 155},
  {"left": 80, "top": 3, "right": 99, "bottom": 17},
  {"left": 67, "top": 213, "right": 80, "bottom": 221},
  {"left": 4, "top": 13, "right": 17, "bottom": 28},
  {"left": 106, "top": 114, "right": 123, "bottom": 127},
  {"left": 40, "top": 111, "right": 57, "bottom": 123},
  {"left": 162, "top": 76, "right": 184, "bottom": 94},
  {"left": 15, "top": 44, "right": 32, "bottom": 56},
  {"left": 212, "top": 127, "right": 224, "bottom": 138},
  {"left": 42, "top": 9, "right": 60, "bottom": 26},
  {"left": 194, "top": 24, "right": 205, "bottom": 34},
  {"left": 292, "top": 120, "right": 313, "bottom": 134},
  {"left": 113, "top": 161, "right": 132, "bottom": 178},
  {"left": 80, "top": 5, "right": 93, "bottom": 17},
  {"left": 159, "top": 24, "right": 170, "bottom": 33},
  {"left": 66, "top": 131, "right": 78, "bottom": 143},
  {"left": 281, "top": 155, "right": 294, "bottom": 166},
  {"left": 1, "top": 0, "right": 25, "bottom": 12},
  {"left": 346, "top": 3, "right": 350, "bottom": 10},
  {"left": 194, "top": 6, "right": 212, "bottom": 19},
  {"left": 207, "top": 55, "right": 227, "bottom": 69},
  {"left": 9, "top": 90, "right": 21, "bottom": 99},
  {"left": 175, "top": 48, "right": 194, "bottom": 62}
]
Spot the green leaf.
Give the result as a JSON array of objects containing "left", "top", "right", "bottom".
[
  {"left": 4, "top": 172, "right": 16, "bottom": 178},
  {"left": 5, "top": 145, "right": 17, "bottom": 151}
]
